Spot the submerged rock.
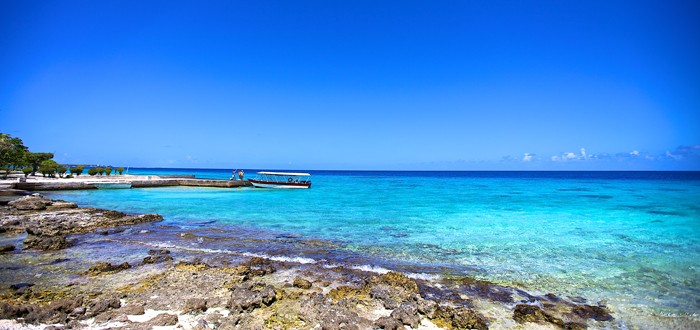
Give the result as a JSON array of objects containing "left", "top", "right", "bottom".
[
  {"left": 86, "top": 262, "right": 131, "bottom": 276},
  {"left": 571, "top": 304, "right": 614, "bottom": 321},
  {"left": 0, "top": 244, "right": 15, "bottom": 252},
  {"left": 23, "top": 235, "right": 72, "bottom": 251},
  {"left": 513, "top": 304, "right": 563, "bottom": 326}
]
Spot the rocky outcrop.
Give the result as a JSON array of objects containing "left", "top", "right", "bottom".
[
  {"left": 86, "top": 262, "right": 132, "bottom": 276},
  {"left": 293, "top": 277, "right": 312, "bottom": 289},
  {"left": 513, "top": 303, "right": 563, "bottom": 326},
  {"left": 143, "top": 249, "right": 173, "bottom": 264},
  {"left": 8, "top": 195, "right": 50, "bottom": 210},
  {"left": 1, "top": 194, "right": 163, "bottom": 246},
  {"left": 227, "top": 283, "right": 277, "bottom": 312}
]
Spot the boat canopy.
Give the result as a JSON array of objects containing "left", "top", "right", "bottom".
[{"left": 257, "top": 171, "right": 311, "bottom": 177}]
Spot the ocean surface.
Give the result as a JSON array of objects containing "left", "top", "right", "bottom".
[{"left": 45, "top": 169, "right": 700, "bottom": 328}]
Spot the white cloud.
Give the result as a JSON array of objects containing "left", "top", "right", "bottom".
[
  {"left": 665, "top": 151, "right": 682, "bottom": 160},
  {"left": 630, "top": 150, "right": 640, "bottom": 156},
  {"left": 522, "top": 153, "right": 533, "bottom": 162},
  {"left": 580, "top": 148, "right": 587, "bottom": 159},
  {"left": 551, "top": 155, "right": 560, "bottom": 161},
  {"left": 564, "top": 152, "right": 577, "bottom": 160}
]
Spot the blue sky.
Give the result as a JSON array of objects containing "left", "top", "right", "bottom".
[{"left": 1, "top": 1, "right": 699, "bottom": 170}]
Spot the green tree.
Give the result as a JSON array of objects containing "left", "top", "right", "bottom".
[
  {"left": 70, "top": 165, "right": 85, "bottom": 177},
  {"left": 22, "top": 167, "right": 32, "bottom": 177},
  {"left": 0, "top": 133, "right": 28, "bottom": 179},
  {"left": 56, "top": 166, "right": 67, "bottom": 178},
  {"left": 95, "top": 167, "right": 104, "bottom": 176},
  {"left": 117, "top": 167, "right": 124, "bottom": 175},
  {"left": 105, "top": 167, "right": 112, "bottom": 176},
  {"left": 39, "top": 159, "right": 59, "bottom": 177},
  {"left": 88, "top": 168, "right": 98, "bottom": 176},
  {"left": 25, "top": 152, "right": 54, "bottom": 176}
]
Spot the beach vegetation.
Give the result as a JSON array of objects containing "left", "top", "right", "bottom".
[
  {"left": 39, "top": 160, "right": 59, "bottom": 177},
  {"left": 56, "top": 166, "right": 67, "bottom": 178},
  {"left": 23, "top": 167, "right": 32, "bottom": 177},
  {"left": 105, "top": 167, "right": 112, "bottom": 176},
  {"left": 25, "top": 152, "right": 54, "bottom": 176},
  {"left": 95, "top": 167, "right": 105, "bottom": 176},
  {"left": 0, "top": 133, "right": 29, "bottom": 179},
  {"left": 117, "top": 167, "right": 124, "bottom": 175},
  {"left": 70, "top": 166, "right": 84, "bottom": 176},
  {"left": 88, "top": 168, "right": 98, "bottom": 176}
]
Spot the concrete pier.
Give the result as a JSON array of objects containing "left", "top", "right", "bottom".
[{"left": 4, "top": 175, "right": 253, "bottom": 191}]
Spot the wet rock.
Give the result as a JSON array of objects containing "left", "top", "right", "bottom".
[
  {"left": 390, "top": 301, "right": 420, "bottom": 328},
  {"left": 183, "top": 298, "right": 208, "bottom": 313},
  {"left": 86, "top": 296, "right": 121, "bottom": 317},
  {"left": 9, "top": 195, "right": 50, "bottom": 210},
  {"left": 23, "top": 235, "right": 72, "bottom": 251},
  {"left": 416, "top": 297, "right": 438, "bottom": 318},
  {"left": 242, "top": 257, "right": 276, "bottom": 276},
  {"left": 0, "top": 244, "right": 15, "bottom": 252},
  {"left": 227, "top": 284, "right": 277, "bottom": 312},
  {"left": 374, "top": 316, "right": 404, "bottom": 330},
  {"left": 564, "top": 322, "right": 588, "bottom": 330},
  {"left": 149, "top": 248, "right": 170, "bottom": 255},
  {"left": 98, "top": 227, "right": 126, "bottom": 235},
  {"left": 142, "top": 255, "right": 173, "bottom": 264},
  {"left": 371, "top": 272, "right": 419, "bottom": 293},
  {"left": 513, "top": 304, "right": 563, "bottom": 326},
  {"left": 544, "top": 293, "right": 563, "bottom": 302},
  {"left": 120, "top": 303, "right": 145, "bottom": 315},
  {"left": 459, "top": 276, "right": 513, "bottom": 303},
  {"left": 293, "top": 277, "right": 312, "bottom": 289},
  {"left": 571, "top": 304, "right": 613, "bottom": 321},
  {"left": 433, "top": 305, "right": 488, "bottom": 330},
  {"left": 86, "top": 262, "right": 131, "bottom": 276},
  {"left": 9, "top": 282, "right": 34, "bottom": 290}
]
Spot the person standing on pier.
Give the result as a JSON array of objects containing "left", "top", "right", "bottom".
[{"left": 238, "top": 170, "right": 244, "bottom": 180}]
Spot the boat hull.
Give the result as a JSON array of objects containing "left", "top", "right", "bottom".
[{"left": 249, "top": 180, "right": 311, "bottom": 189}]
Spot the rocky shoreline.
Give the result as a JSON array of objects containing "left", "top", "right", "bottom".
[{"left": 0, "top": 194, "right": 616, "bottom": 329}]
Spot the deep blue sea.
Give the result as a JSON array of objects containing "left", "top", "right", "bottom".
[{"left": 45, "top": 169, "right": 700, "bottom": 328}]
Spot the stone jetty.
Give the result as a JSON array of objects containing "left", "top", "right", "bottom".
[{"left": 3, "top": 174, "right": 252, "bottom": 191}]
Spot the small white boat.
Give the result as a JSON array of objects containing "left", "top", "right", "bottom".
[
  {"left": 92, "top": 182, "right": 132, "bottom": 189},
  {"left": 249, "top": 171, "right": 311, "bottom": 189}
]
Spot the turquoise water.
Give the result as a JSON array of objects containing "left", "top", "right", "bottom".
[{"left": 47, "top": 170, "right": 700, "bottom": 326}]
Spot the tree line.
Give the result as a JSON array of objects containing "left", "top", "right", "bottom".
[{"left": 1, "top": 133, "right": 124, "bottom": 179}]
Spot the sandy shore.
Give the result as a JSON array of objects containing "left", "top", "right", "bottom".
[{"left": 0, "top": 194, "right": 619, "bottom": 329}]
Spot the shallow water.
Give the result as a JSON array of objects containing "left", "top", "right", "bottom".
[{"left": 44, "top": 170, "right": 700, "bottom": 327}]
